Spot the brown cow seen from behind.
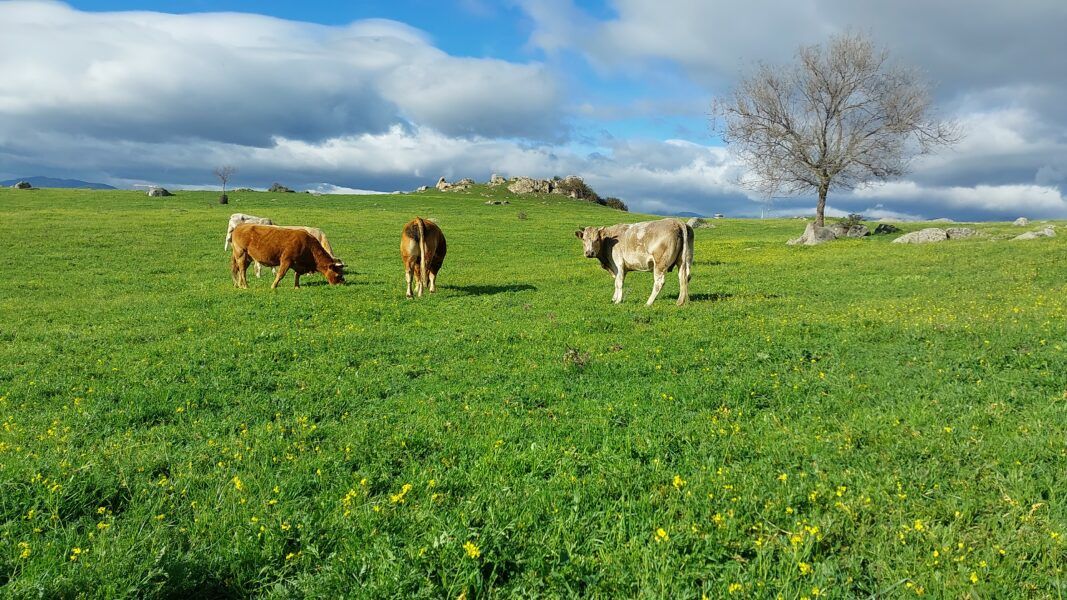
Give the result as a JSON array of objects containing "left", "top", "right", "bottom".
[
  {"left": 400, "top": 217, "right": 446, "bottom": 298},
  {"left": 231, "top": 224, "right": 344, "bottom": 289}
]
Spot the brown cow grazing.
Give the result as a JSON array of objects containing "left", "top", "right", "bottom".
[
  {"left": 400, "top": 217, "right": 446, "bottom": 298},
  {"left": 230, "top": 224, "right": 344, "bottom": 289},
  {"left": 575, "top": 219, "right": 693, "bottom": 306}
]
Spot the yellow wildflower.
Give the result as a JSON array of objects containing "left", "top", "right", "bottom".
[
  {"left": 390, "top": 483, "right": 413, "bottom": 504},
  {"left": 656, "top": 528, "right": 669, "bottom": 542},
  {"left": 464, "top": 540, "right": 481, "bottom": 559}
]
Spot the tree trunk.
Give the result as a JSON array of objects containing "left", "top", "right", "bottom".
[{"left": 815, "top": 183, "right": 828, "bottom": 227}]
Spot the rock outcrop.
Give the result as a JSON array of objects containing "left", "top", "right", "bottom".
[
  {"left": 873, "top": 223, "right": 901, "bottom": 235},
  {"left": 147, "top": 187, "right": 173, "bottom": 197},
  {"left": 507, "top": 176, "right": 553, "bottom": 194},
  {"left": 892, "top": 228, "right": 949, "bottom": 244},
  {"left": 1013, "top": 217, "right": 1030, "bottom": 226},
  {"left": 787, "top": 222, "right": 837, "bottom": 246},
  {"left": 1012, "top": 227, "right": 1056, "bottom": 241},
  {"left": 945, "top": 227, "right": 978, "bottom": 239},
  {"left": 12, "top": 181, "right": 32, "bottom": 189},
  {"left": 489, "top": 174, "right": 506, "bottom": 186},
  {"left": 268, "top": 183, "right": 294, "bottom": 193}
]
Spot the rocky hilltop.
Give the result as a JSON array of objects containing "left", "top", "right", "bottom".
[{"left": 423, "top": 174, "right": 628, "bottom": 211}]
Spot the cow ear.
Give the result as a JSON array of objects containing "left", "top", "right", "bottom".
[{"left": 574, "top": 229, "right": 583, "bottom": 239}]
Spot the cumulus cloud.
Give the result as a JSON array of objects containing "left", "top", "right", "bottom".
[{"left": 0, "top": 1, "right": 563, "bottom": 146}]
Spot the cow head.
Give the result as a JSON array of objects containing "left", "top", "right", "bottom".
[
  {"left": 575, "top": 226, "right": 603, "bottom": 258},
  {"left": 324, "top": 261, "right": 345, "bottom": 285}
]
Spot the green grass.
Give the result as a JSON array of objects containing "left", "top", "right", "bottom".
[{"left": 1, "top": 186, "right": 1065, "bottom": 598}]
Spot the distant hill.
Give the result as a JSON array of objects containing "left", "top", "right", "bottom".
[{"left": 1, "top": 176, "right": 115, "bottom": 190}]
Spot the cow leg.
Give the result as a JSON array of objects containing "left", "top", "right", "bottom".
[
  {"left": 414, "top": 266, "right": 424, "bottom": 298},
  {"left": 612, "top": 270, "right": 626, "bottom": 304},
  {"left": 271, "top": 261, "right": 290, "bottom": 289},
  {"left": 293, "top": 272, "right": 301, "bottom": 288},
  {"left": 231, "top": 253, "right": 242, "bottom": 288},
  {"left": 404, "top": 265, "right": 414, "bottom": 298},
  {"left": 428, "top": 270, "right": 437, "bottom": 293},
  {"left": 647, "top": 266, "right": 666, "bottom": 306},
  {"left": 234, "top": 252, "right": 251, "bottom": 289},
  {"left": 254, "top": 261, "right": 263, "bottom": 278}
]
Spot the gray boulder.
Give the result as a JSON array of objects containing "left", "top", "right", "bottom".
[
  {"left": 268, "top": 183, "right": 294, "bottom": 193},
  {"left": 435, "top": 177, "right": 451, "bottom": 191},
  {"left": 489, "top": 174, "right": 506, "bottom": 186},
  {"left": 12, "top": 180, "right": 32, "bottom": 189},
  {"left": 892, "top": 228, "right": 948, "bottom": 244},
  {"left": 1013, "top": 217, "right": 1030, "bottom": 226},
  {"left": 686, "top": 217, "right": 715, "bottom": 229},
  {"left": 873, "top": 223, "right": 901, "bottom": 235},
  {"left": 829, "top": 222, "right": 870, "bottom": 238},
  {"left": 945, "top": 227, "right": 978, "bottom": 239},
  {"left": 1011, "top": 227, "right": 1056, "bottom": 241},
  {"left": 845, "top": 224, "right": 870, "bottom": 238},
  {"left": 147, "top": 187, "right": 173, "bottom": 197},
  {"left": 787, "top": 222, "right": 837, "bottom": 246},
  {"left": 484, "top": 200, "right": 510, "bottom": 205},
  {"left": 455, "top": 178, "right": 475, "bottom": 186},
  {"left": 415, "top": 185, "right": 429, "bottom": 192}
]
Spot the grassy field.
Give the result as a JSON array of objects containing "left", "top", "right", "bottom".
[{"left": 1, "top": 186, "right": 1065, "bottom": 598}]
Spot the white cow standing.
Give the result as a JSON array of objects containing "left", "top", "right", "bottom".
[
  {"left": 226, "top": 213, "right": 274, "bottom": 277},
  {"left": 575, "top": 219, "right": 693, "bottom": 306}
]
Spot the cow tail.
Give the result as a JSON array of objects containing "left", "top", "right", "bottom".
[
  {"left": 678, "top": 221, "right": 693, "bottom": 305},
  {"left": 417, "top": 218, "right": 429, "bottom": 293},
  {"left": 682, "top": 221, "right": 694, "bottom": 280}
]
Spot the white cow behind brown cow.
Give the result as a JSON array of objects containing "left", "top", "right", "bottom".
[
  {"left": 226, "top": 213, "right": 274, "bottom": 277},
  {"left": 575, "top": 219, "right": 693, "bottom": 306},
  {"left": 276, "top": 226, "right": 336, "bottom": 258}
]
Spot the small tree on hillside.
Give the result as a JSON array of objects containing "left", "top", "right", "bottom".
[
  {"left": 714, "top": 32, "right": 959, "bottom": 227},
  {"left": 214, "top": 165, "right": 236, "bottom": 204}
]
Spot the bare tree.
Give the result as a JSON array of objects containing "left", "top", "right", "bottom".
[
  {"left": 214, "top": 165, "right": 236, "bottom": 201},
  {"left": 714, "top": 32, "right": 960, "bottom": 227}
]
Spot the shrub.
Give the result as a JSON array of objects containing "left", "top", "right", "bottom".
[
  {"left": 601, "top": 197, "right": 629, "bottom": 212},
  {"left": 555, "top": 177, "right": 600, "bottom": 202},
  {"left": 837, "top": 213, "right": 865, "bottom": 228}
]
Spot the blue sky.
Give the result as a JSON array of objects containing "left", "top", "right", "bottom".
[{"left": 3, "top": 0, "right": 1067, "bottom": 219}]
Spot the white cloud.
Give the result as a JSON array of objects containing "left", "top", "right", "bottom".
[
  {"left": 853, "top": 181, "right": 1067, "bottom": 218},
  {"left": 0, "top": 1, "right": 563, "bottom": 145}
]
